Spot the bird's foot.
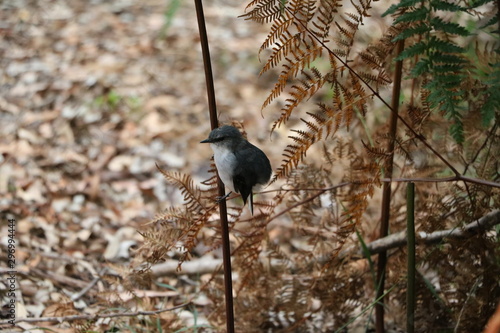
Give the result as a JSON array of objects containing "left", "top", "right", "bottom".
[{"left": 216, "top": 192, "right": 232, "bottom": 203}]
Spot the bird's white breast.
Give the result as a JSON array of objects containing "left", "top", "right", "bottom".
[{"left": 210, "top": 143, "right": 237, "bottom": 192}]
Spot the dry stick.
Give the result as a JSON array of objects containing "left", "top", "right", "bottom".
[
  {"left": 193, "top": 1, "right": 234, "bottom": 332},
  {"left": 0, "top": 302, "right": 191, "bottom": 326},
  {"left": 267, "top": 182, "right": 351, "bottom": 223},
  {"left": 375, "top": 38, "right": 405, "bottom": 333},
  {"left": 355, "top": 209, "right": 500, "bottom": 257},
  {"left": 30, "top": 268, "right": 89, "bottom": 290},
  {"left": 406, "top": 183, "right": 416, "bottom": 333},
  {"left": 70, "top": 268, "right": 107, "bottom": 301}
]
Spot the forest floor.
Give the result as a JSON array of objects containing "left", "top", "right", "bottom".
[{"left": 0, "top": 0, "right": 290, "bottom": 331}]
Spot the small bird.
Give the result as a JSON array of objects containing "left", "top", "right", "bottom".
[{"left": 200, "top": 125, "right": 272, "bottom": 215}]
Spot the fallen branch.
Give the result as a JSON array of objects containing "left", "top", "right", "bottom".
[
  {"left": 151, "top": 257, "right": 222, "bottom": 277},
  {"left": 355, "top": 209, "right": 500, "bottom": 257},
  {"left": 150, "top": 210, "right": 500, "bottom": 277},
  {"left": 0, "top": 302, "right": 190, "bottom": 325}
]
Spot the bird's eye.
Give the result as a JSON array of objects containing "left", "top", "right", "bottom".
[{"left": 213, "top": 136, "right": 225, "bottom": 142}]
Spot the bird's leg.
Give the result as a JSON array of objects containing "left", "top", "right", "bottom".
[{"left": 216, "top": 191, "right": 232, "bottom": 203}]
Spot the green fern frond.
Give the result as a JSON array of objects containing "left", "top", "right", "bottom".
[
  {"left": 392, "top": 24, "right": 430, "bottom": 42},
  {"left": 430, "top": 17, "right": 469, "bottom": 36},
  {"left": 393, "top": 6, "right": 429, "bottom": 25},
  {"left": 383, "top": 0, "right": 422, "bottom": 16},
  {"left": 430, "top": 0, "right": 466, "bottom": 12}
]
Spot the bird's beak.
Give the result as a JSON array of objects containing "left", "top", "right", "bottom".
[{"left": 200, "top": 138, "right": 210, "bottom": 143}]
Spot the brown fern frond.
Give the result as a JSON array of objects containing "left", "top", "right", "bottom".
[
  {"left": 241, "top": 0, "right": 284, "bottom": 23},
  {"left": 318, "top": 103, "right": 343, "bottom": 138},
  {"left": 362, "top": 140, "right": 391, "bottom": 159},
  {"left": 270, "top": 65, "right": 325, "bottom": 131},
  {"left": 138, "top": 207, "right": 198, "bottom": 257},
  {"left": 302, "top": 0, "right": 318, "bottom": 21},
  {"left": 359, "top": 50, "right": 383, "bottom": 70},
  {"left": 350, "top": 73, "right": 368, "bottom": 115},
  {"left": 261, "top": 30, "right": 304, "bottom": 75},
  {"left": 259, "top": 13, "right": 295, "bottom": 56},
  {"left": 333, "top": 80, "right": 357, "bottom": 130},
  {"left": 311, "top": 0, "right": 342, "bottom": 39},
  {"left": 351, "top": 0, "right": 372, "bottom": 20},
  {"left": 407, "top": 104, "right": 430, "bottom": 128},
  {"left": 345, "top": 11, "right": 361, "bottom": 24},
  {"left": 475, "top": 41, "right": 500, "bottom": 68},
  {"left": 156, "top": 165, "right": 206, "bottom": 212},
  {"left": 419, "top": 85, "right": 432, "bottom": 113},
  {"left": 336, "top": 18, "right": 357, "bottom": 40},
  {"left": 262, "top": 33, "right": 323, "bottom": 104},
  {"left": 244, "top": 0, "right": 267, "bottom": 11},
  {"left": 271, "top": 123, "right": 327, "bottom": 182},
  {"left": 330, "top": 48, "right": 349, "bottom": 58},
  {"left": 262, "top": 66, "right": 291, "bottom": 110}
]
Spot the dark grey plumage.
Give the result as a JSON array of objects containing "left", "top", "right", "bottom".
[{"left": 200, "top": 125, "right": 272, "bottom": 214}]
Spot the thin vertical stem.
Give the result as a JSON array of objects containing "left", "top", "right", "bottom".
[
  {"left": 193, "top": 1, "right": 234, "bottom": 332},
  {"left": 407, "top": 182, "right": 415, "bottom": 333},
  {"left": 375, "top": 39, "right": 405, "bottom": 333}
]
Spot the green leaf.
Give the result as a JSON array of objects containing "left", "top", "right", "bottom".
[
  {"left": 431, "top": 17, "right": 470, "bottom": 36},
  {"left": 432, "top": 64, "right": 464, "bottom": 73},
  {"left": 392, "top": 23, "right": 431, "bottom": 42},
  {"left": 432, "top": 73, "right": 464, "bottom": 88},
  {"left": 449, "top": 121, "right": 464, "bottom": 144},
  {"left": 469, "top": 0, "right": 494, "bottom": 7},
  {"left": 394, "top": 6, "right": 429, "bottom": 25},
  {"left": 396, "top": 41, "right": 428, "bottom": 61},
  {"left": 480, "top": 15, "right": 499, "bottom": 29},
  {"left": 430, "top": 52, "right": 467, "bottom": 64},
  {"left": 356, "top": 230, "right": 376, "bottom": 283},
  {"left": 382, "top": 0, "right": 422, "bottom": 16},
  {"left": 411, "top": 58, "right": 431, "bottom": 76},
  {"left": 430, "top": 0, "right": 466, "bottom": 12},
  {"left": 481, "top": 93, "right": 498, "bottom": 126},
  {"left": 428, "top": 37, "right": 464, "bottom": 53}
]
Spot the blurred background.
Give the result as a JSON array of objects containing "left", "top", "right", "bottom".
[{"left": 0, "top": 0, "right": 283, "bottom": 328}]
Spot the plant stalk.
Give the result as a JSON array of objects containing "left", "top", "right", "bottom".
[
  {"left": 375, "top": 39, "right": 405, "bottom": 333},
  {"left": 194, "top": 1, "right": 234, "bottom": 332},
  {"left": 407, "top": 182, "right": 415, "bottom": 333}
]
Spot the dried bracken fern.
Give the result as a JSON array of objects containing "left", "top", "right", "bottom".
[{"left": 122, "top": 0, "right": 500, "bottom": 331}]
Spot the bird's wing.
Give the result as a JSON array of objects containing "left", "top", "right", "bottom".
[{"left": 232, "top": 142, "right": 271, "bottom": 206}]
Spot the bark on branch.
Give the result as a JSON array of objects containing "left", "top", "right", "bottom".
[{"left": 355, "top": 209, "right": 500, "bottom": 257}]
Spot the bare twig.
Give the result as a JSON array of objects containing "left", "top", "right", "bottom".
[
  {"left": 0, "top": 302, "right": 191, "bottom": 326},
  {"left": 30, "top": 268, "right": 89, "bottom": 290},
  {"left": 267, "top": 182, "right": 351, "bottom": 223},
  {"left": 70, "top": 268, "right": 106, "bottom": 301}
]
